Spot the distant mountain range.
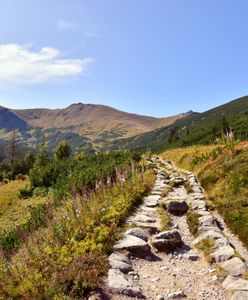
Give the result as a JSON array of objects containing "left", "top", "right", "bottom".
[
  {"left": 1, "top": 96, "right": 248, "bottom": 154},
  {"left": 0, "top": 103, "right": 193, "bottom": 152}
]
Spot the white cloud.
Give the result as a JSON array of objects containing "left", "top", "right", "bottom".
[
  {"left": 57, "top": 20, "right": 79, "bottom": 30},
  {"left": 0, "top": 44, "right": 93, "bottom": 86}
]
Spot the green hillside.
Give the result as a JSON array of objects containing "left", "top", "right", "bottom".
[
  {"left": 0, "top": 104, "right": 190, "bottom": 153},
  {"left": 109, "top": 96, "right": 248, "bottom": 152}
]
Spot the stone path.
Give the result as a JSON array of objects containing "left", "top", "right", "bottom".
[{"left": 105, "top": 157, "right": 248, "bottom": 300}]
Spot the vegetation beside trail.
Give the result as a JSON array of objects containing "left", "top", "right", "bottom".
[
  {"left": 162, "top": 141, "right": 248, "bottom": 250},
  {"left": 0, "top": 141, "right": 155, "bottom": 299}
]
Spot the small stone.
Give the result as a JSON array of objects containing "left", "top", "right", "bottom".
[
  {"left": 198, "top": 225, "right": 221, "bottom": 234},
  {"left": 209, "top": 268, "right": 216, "bottom": 273},
  {"left": 160, "top": 266, "right": 169, "bottom": 271},
  {"left": 128, "top": 271, "right": 137, "bottom": 276},
  {"left": 151, "top": 277, "right": 160, "bottom": 282},
  {"left": 133, "top": 275, "right": 139, "bottom": 281},
  {"left": 87, "top": 293, "right": 102, "bottom": 300},
  {"left": 185, "top": 250, "right": 200, "bottom": 261},
  {"left": 167, "top": 290, "right": 186, "bottom": 299},
  {"left": 211, "top": 275, "right": 218, "bottom": 282}
]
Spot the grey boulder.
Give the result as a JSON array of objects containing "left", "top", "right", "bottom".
[
  {"left": 114, "top": 234, "right": 150, "bottom": 257},
  {"left": 223, "top": 276, "right": 248, "bottom": 291},
  {"left": 191, "top": 200, "right": 206, "bottom": 210},
  {"left": 197, "top": 225, "right": 221, "bottom": 234},
  {"left": 198, "top": 215, "right": 217, "bottom": 227},
  {"left": 108, "top": 252, "right": 132, "bottom": 273},
  {"left": 166, "top": 200, "right": 189, "bottom": 216},
  {"left": 210, "top": 245, "right": 234, "bottom": 262},
  {"left": 214, "top": 237, "right": 230, "bottom": 249},
  {"left": 151, "top": 230, "right": 183, "bottom": 253},
  {"left": 220, "top": 257, "right": 247, "bottom": 276},
  {"left": 192, "top": 230, "right": 223, "bottom": 246},
  {"left": 108, "top": 269, "right": 143, "bottom": 298},
  {"left": 125, "top": 227, "right": 150, "bottom": 242}
]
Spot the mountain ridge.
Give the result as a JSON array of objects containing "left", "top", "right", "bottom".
[
  {"left": 108, "top": 95, "right": 248, "bottom": 152},
  {"left": 0, "top": 102, "right": 193, "bottom": 151}
]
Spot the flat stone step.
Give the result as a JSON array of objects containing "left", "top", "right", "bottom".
[
  {"left": 114, "top": 234, "right": 150, "bottom": 257},
  {"left": 130, "top": 221, "right": 160, "bottom": 232},
  {"left": 131, "top": 215, "right": 157, "bottom": 223},
  {"left": 108, "top": 269, "right": 144, "bottom": 298}
]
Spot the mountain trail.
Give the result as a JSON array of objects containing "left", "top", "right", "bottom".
[{"left": 104, "top": 157, "right": 248, "bottom": 300}]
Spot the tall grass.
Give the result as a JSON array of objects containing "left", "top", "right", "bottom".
[
  {"left": 162, "top": 142, "right": 248, "bottom": 250},
  {"left": 0, "top": 167, "right": 155, "bottom": 299}
]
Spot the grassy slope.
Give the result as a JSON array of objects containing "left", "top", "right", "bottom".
[
  {"left": 110, "top": 96, "right": 248, "bottom": 151},
  {"left": 0, "top": 180, "right": 46, "bottom": 233},
  {"left": 162, "top": 142, "right": 248, "bottom": 249},
  {"left": 0, "top": 180, "right": 49, "bottom": 255}
]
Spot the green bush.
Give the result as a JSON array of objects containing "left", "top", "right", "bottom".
[
  {"left": 0, "top": 230, "right": 21, "bottom": 252},
  {"left": 33, "top": 187, "right": 48, "bottom": 197},
  {"left": 19, "top": 185, "right": 33, "bottom": 199}
]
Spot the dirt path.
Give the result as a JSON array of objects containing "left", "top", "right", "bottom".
[
  {"left": 105, "top": 157, "right": 248, "bottom": 300},
  {"left": 111, "top": 178, "right": 226, "bottom": 299}
]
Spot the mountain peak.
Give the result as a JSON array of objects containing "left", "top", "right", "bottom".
[{"left": 67, "top": 102, "right": 84, "bottom": 108}]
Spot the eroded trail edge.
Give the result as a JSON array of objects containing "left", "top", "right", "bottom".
[{"left": 106, "top": 157, "right": 248, "bottom": 300}]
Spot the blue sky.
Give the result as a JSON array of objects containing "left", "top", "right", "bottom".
[{"left": 0, "top": 0, "right": 248, "bottom": 117}]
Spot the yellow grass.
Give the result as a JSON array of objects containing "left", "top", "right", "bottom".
[
  {"left": 161, "top": 145, "right": 217, "bottom": 171},
  {"left": 0, "top": 180, "right": 46, "bottom": 233}
]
